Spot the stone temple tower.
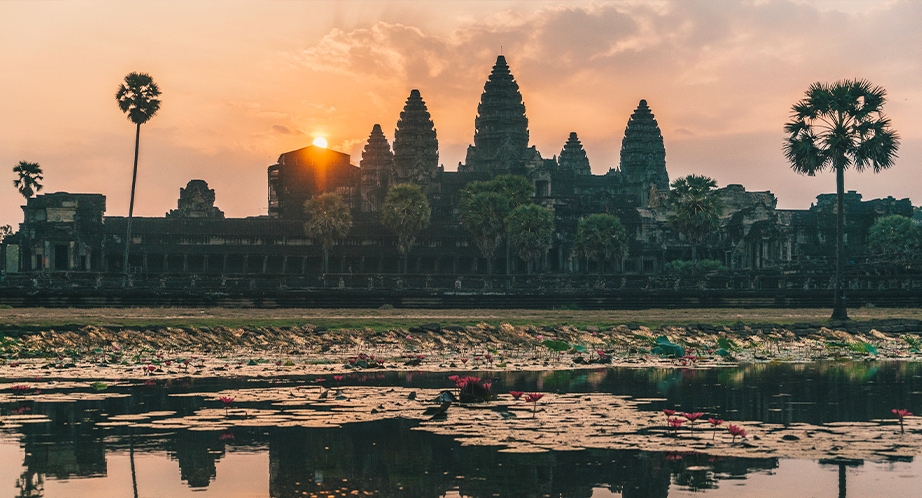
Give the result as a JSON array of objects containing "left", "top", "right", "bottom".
[
  {"left": 393, "top": 89, "right": 439, "bottom": 191},
  {"left": 619, "top": 99, "right": 668, "bottom": 205},
  {"left": 359, "top": 124, "right": 394, "bottom": 212},
  {"left": 557, "top": 132, "right": 591, "bottom": 176},
  {"left": 461, "top": 55, "right": 530, "bottom": 176}
]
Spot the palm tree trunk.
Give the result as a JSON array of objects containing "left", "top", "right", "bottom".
[
  {"left": 832, "top": 164, "right": 849, "bottom": 320},
  {"left": 124, "top": 123, "right": 141, "bottom": 276},
  {"left": 323, "top": 248, "right": 329, "bottom": 273}
]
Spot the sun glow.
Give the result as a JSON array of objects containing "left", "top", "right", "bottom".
[{"left": 312, "top": 137, "right": 328, "bottom": 148}]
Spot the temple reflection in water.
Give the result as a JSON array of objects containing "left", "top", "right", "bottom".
[{"left": 5, "top": 361, "right": 922, "bottom": 496}]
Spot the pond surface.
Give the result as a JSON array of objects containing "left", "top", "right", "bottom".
[{"left": 2, "top": 361, "right": 922, "bottom": 497}]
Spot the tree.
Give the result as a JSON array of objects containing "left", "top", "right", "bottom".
[
  {"left": 459, "top": 191, "right": 507, "bottom": 274},
  {"left": 12, "top": 161, "right": 43, "bottom": 200},
  {"left": 116, "top": 72, "right": 161, "bottom": 274},
  {"left": 461, "top": 174, "right": 533, "bottom": 274},
  {"left": 382, "top": 184, "right": 430, "bottom": 273},
  {"left": 784, "top": 79, "right": 899, "bottom": 320},
  {"left": 505, "top": 204, "right": 554, "bottom": 273},
  {"left": 667, "top": 175, "right": 722, "bottom": 261},
  {"left": 573, "top": 213, "right": 628, "bottom": 274},
  {"left": 867, "top": 215, "right": 920, "bottom": 262},
  {"left": 0, "top": 225, "right": 12, "bottom": 243},
  {"left": 303, "top": 193, "right": 353, "bottom": 273}
]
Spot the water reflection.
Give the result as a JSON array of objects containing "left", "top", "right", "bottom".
[
  {"left": 2, "top": 361, "right": 922, "bottom": 496},
  {"left": 5, "top": 417, "right": 779, "bottom": 497}
]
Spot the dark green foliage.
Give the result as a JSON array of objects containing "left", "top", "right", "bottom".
[
  {"left": 460, "top": 174, "right": 533, "bottom": 274},
  {"left": 867, "top": 215, "right": 920, "bottom": 261},
  {"left": 573, "top": 213, "right": 628, "bottom": 273},
  {"left": 303, "top": 193, "right": 353, "bottom": 273},
  {"left": 116, "top": 72, "right": 161, "bottom": 126},
  {"left": 13, "top": 161, "right": 43, "bottom": 200},
  {"left": 667, "top": 175, "right": 722, "bottom": 261},
  {"left": 651, "top": 336, "right": 684, "bottom": 357},
  {"left": 784, "top": 79, "right": 899, "bottom": 321},
  {"left": 459, "top": 191, "right": 507, "bottom": 273},
  {"left": 505, "top": 204, "right": 554, "bottom": 272},
  {"left": 382, "top": 184, "right": 431, "bottom": 272}
]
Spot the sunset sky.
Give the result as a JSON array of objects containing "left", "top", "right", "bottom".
[{"left": 2, "top": 0, "right": 920, "bottom": 229}]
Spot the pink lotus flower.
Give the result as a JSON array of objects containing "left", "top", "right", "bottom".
[
  {"left": 460, "top": 357, "right": 469, "bottom": 364},
  {"left": 663, "top": 409, "right": 676, "bottom": 419},
  {"left": 708, "top": 418, "right": 724, "bottom": 440},
  {"left": 668, "top": 417, "right": 684, "bottom": 437},
  {"left": 893, "top": 408, "right": 913, "bottom": 434},
  {"left": 509, "top": 390, "right": 524, "bottom": 400},
  {"left": 525, "top": 392, "right": 544, "bottom": 416},
  {"left": 728, "top": 424, "right": 747, "bottom": 442},
  {"left": 219, "top": 431, "right": 235, "bottom": 441},
  {"left": 482, "top": 382, "right": 492, "bottom": 392},
  {"left": 333, "top": 375, "right": 343, "bottom": 381},
  {"left": 683, "top": 412, "right": 704, "bottom": 430},
  {"left": 417, "top": 354, "right": 425, "bottom": 360},
  {"left": 10, "top": 384, "right": 30, "bottom": 395},
  {"left": 219, "top": 396, "right": 234, "bottom": 416}
]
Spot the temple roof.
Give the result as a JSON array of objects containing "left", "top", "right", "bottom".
[
  {"left": 393, "top": 89, "right": 439, "bottom": 184},
  {"left": 619, "top": 99, "right": 668, "bottom": 190},
  {"left": 466, "top": 55, "right": 530, "bottom": 174},
  {"left": 558, "top": 132, "right": 591, "bottom": 175},
  {"left": 360, "top": 124, "right": 394, "bottom": 173}
]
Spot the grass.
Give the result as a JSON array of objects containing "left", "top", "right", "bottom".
[{"left": 2, "top": 307, "right": 922, "bottom": 331}]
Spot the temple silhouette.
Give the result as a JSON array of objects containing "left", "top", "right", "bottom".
[{"left": 0, "top": 56, "right": 914, "bottom": 305}]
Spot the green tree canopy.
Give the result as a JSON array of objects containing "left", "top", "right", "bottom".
[
  {"left": 506, "top": 204, "right": 554, "bottom": 273},
  {"left": 783, "top": 79, "right": 899, "bottom": 320},
  {"left": 667, "top": 174, "right": 722, "bottom": 261},
  {"left": 13, "top": 161, "right": 43, "bottom": 200},
  {"left": 460, "top": 174, "right": 533, "bottom": 274},
  {"left": 303, "top": 193, "right": 353, "bottom": 273},
  {"left": 461, "top": 174, "right": 533, "bottom": 209},
  {"left": 459, "top": 191, "right": 507, "bottom": 274},
  {"left": 867, "top": 215, "right": 920, "bottom": 261},
  {"left": 382, "top": 183, "right": 431, "bottom": 272},
  {"left": 573, "top": 213, "right": 628, "bottom": 273}
]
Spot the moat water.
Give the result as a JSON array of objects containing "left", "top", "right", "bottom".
[{"left": 3, "top": 362, "right": 922, "bottom": 497}]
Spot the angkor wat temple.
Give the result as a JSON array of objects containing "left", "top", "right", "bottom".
[{"left": 1, "top": 56, "right": 915, "bottom": 307}]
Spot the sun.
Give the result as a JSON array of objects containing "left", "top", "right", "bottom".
[{"left": 312, "top": 137, "right": 328, "bottom": 148}]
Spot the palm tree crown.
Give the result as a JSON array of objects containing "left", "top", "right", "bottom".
[
  {"left": 13, "top": 161, "right": 43, "bottom": 200},
  {"left": 116, "top": 73, "right": 161, "bottom": 125},
  {"left": 783, "top": 79, "right": 899, "bottom": 321},
  {"left": 784, "top": 79, "right": 898, "bottom": 175}
]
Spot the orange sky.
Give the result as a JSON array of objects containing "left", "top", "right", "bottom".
[{"left": 2, "top": 0, "right": 920, "bottom": 229}]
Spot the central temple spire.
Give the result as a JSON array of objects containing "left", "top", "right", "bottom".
[
  {"left": 460, "top": 55, "right": 530, "bottom": 175},
  {"left": 393, "top": 89, "right": 439, "bottom": 189}
]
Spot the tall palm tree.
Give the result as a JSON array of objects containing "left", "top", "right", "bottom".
[
  {"left": 12, "top": 161, "right": 43, "bottom": 200},
  {"left": 667, "top": 175, "right": 722, "bottom": 262},
  {"left": 116, "top": 72, "right": 161, "bottom": 274},
  {"left": 382, "top": 184, "right": 430, "bottom": 273},
  {"left": 303, "top": 193, "right": 353, "bottom": 273},
  {"left": 784, "top": 79, "right": 899, "bottom": 320}
]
